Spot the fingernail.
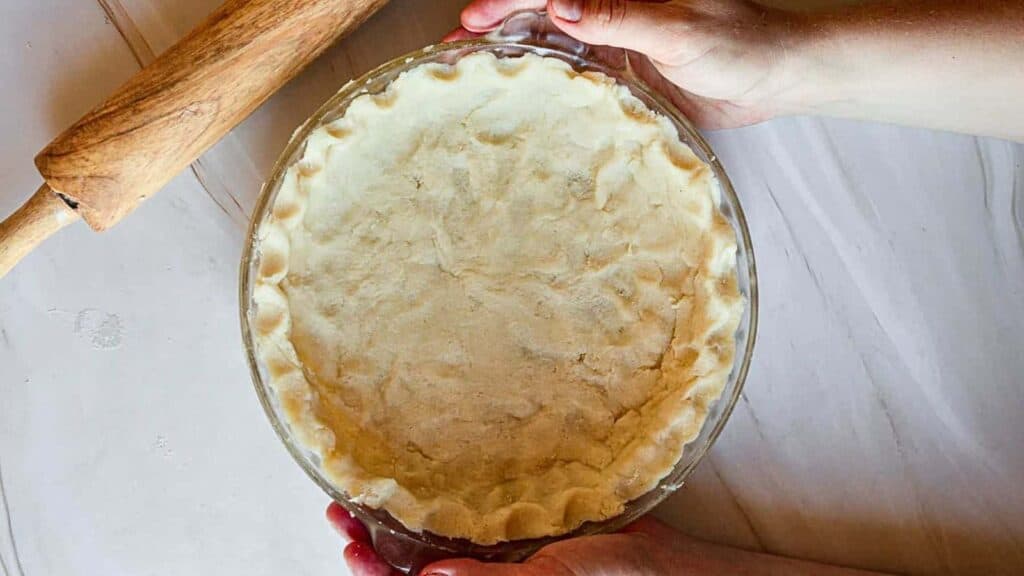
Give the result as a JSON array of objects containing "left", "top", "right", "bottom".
[{"left": 551, "top": 0, "right": 583, "bottom": 22}]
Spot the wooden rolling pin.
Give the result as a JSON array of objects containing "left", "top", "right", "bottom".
[{"left": 0, "top": 0, "right": 387, "bottom": 277}]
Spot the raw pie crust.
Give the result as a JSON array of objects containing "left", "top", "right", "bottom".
[{"left": 253, "top": 53, "right": 743, "bottom": 545}]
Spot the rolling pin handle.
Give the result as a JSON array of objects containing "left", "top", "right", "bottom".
[{"left": 0, "top": 184, "right": 81, "bottom": 278}]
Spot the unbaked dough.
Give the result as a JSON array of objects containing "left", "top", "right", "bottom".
[{"left": 253, "top": 52, "right": 742, "bottom": 545}]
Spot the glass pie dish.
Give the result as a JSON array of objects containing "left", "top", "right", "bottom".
[{"left": 239, "top": 10, "right": 758, "bottom": 574}]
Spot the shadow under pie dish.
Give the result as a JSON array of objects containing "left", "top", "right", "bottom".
[{"left": 240, "top": 11, "right": 756, "bottom": 573}]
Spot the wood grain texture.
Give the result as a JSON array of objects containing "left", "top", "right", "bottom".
[{"left": 34, "top": 0, "right": 388, "bottom": 231}]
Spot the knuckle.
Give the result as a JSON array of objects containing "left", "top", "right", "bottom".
[{"left": 587, "top": 0, "right": 629, "bottom": 29}]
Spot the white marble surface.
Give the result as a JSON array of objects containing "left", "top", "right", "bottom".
[{"left": 1, "top": 1, "right": 1022, "bottom": 575}]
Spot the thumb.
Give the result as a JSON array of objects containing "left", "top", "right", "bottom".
[{"left": 546, "top": 0, "right": 681, "bottom": 61}]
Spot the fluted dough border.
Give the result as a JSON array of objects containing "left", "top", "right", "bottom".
[{"left": 251, "top": 53, "right": 743, "bottom": 545}]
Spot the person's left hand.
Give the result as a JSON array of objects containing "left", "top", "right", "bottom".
[{"left": 327, "top": 501, "right": 685, "bottom": 576}]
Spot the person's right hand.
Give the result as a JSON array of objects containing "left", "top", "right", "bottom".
[
  {"left": 448, "top": 0, "right": 808, "bottom": 129},
  {"left": 329, "top": 502, "right": 891, "bottom": 576},
  {"left": 330, "top": 500, "right": 686, "bottom": 575}
]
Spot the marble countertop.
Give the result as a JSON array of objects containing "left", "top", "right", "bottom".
[{"left": 1, "top": 1, "right": 1021, "bottom": 575}]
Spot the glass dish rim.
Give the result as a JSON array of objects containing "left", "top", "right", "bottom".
[{"left": 238, "top": 12, "right": 758, "bottom": 566}]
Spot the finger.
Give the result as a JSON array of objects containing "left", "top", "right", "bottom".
[
  {"left": 442, "top": 26, "right": 482, "bottom": 42},
  {"left": 344, "top": 541, "right": 401, "bottom": 576},
  {"left": 461, "top": 0, "right": 547, "bottom": 32},
  {"left": 420, "top": 557, "right": 559, "bottom": 576},
  {"left": 326, "top": 501, "right": 371, "bottom": 544},
  {"left": 547, "top": 0, "right": 684, "bottom": 63}
]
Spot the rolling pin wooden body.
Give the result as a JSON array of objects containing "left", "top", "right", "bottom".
[{"left": 0, "top": 0, "right": 387, "bottom": 277}]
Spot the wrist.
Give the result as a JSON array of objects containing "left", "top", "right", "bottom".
[{"left": 761, "top": 9, "right": 841, "bottom": 118}]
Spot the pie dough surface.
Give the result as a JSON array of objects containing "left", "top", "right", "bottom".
[{"left": 253, "top": 52, "right": 743, "bottom": 545}]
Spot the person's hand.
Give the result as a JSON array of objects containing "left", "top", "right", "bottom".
[
  {"left": 445, "top": 0, "right": 808, "bottom": 129},
  {"left": 452, "top": 0, "right": 1024, "bottom": 140},
  {"left": 329, "top": 500, "right": 695, "bottom": 575},
  {"left": 420, "top": 516, "right": 691, "bottom": 575},
  {"left": 327, "top": 501, "right": 890, "bottom": 575}
]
